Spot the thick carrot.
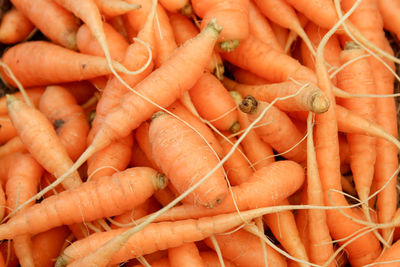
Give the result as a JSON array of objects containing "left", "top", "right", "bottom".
[
  {"left": 0, "top": 7, "right": 34, "bottom": 44},
  {"left": 0, "top": 87, "right": 44, "bottom": 115},
  {"left": 39, "top": 85, "right": 90, "bottom": 161},
  {"left": 149, "top": 112, "right": 228, "bottom": 208},
  {"left": 205, "top": 229, "right": 287, "bottom": 267},
  {"left": 94, "top": 0, "right": 140, "bottom": 17},
  {"left": 191, "top": 0, "right": 249, "bottom": 52},
  {"left": 223, "top": 77, "right": 329, "bottom": 113},
  {"left": 6, "top": 94, "right": 82, "bottom": 190},
  {"left": 239, "top": 96, "right": 307, "bottom": 163},
  {"left": 168, "top": 242, "right": 206, "bottom": 267},
  {"left": 189, "top": 73, "right": 240, "bottom": 132},
  {"left": 10, "top": 0, "right": 80, "bottom": 49},
  {"left": 0, "top": 41, "right": 127, "bottom": 87},
  {"left": 76, "top": 22, "right": 129, "bottom": 62},
  {"left": 372, "top": 238, "right": 400, "bottom": 266},
  {"left": 139, "top": 160, "right": 305, "bottom": 222},
  {"left": 0, "top": 167, "right": 167, "bottom": 239},
  {"left": 5, "top": 154, "right": 43, "bottom": 267}
]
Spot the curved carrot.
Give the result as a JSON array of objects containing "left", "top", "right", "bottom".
[
  {"left": 39, "top": 85, "right": 90, "bottom": 161},
  {"left": 168, "top": 242, "right": 206, "bottom": 267},
  {"left": 0, "top": 7, "right": 34, "bottom": 44},
  {"left": 6, "top": 95, "right": 82, "bottom": 190},
  {"left": 223, "top": 77, "right": 330, "bottom": 113},
  {"left": 10, "top": 0, "right": 80, "bottom": 49},
  {"left": 239, "top": 96, "right": 307, "bottom": 163},
  {"left": 192, "top": 0, "right": 249, "bottom": 52},
  {"left": 94, "top": 0, "right": 140, "bottom": 17},
  {"left": 189, "top": 73, "right": 239, "bottom": 132},
  {"left": 77, "top": 22, "right": 130, "bottom": 62},
  {"left": 0, "top": 167, "right": 167, "bottom": 240},
  {"left": 149, "top": 112, "right": 228, "bottom": 208},
  {"left": 0, "top": 41, "right": 127, "bottom": 87}
]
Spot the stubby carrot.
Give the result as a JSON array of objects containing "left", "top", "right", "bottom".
[
  {"left": 0, "top": 167, "right": 167, "bottom": 240},
  {"left": 149, "top": 112, "right": 228, "bottom": 208},
  {"left": 0, "top": 7, "right": 34, "bottom": 44}
]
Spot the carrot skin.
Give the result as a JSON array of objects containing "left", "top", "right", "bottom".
[{"left": 0, "top": 8, "right": 34, "bottom": 44}]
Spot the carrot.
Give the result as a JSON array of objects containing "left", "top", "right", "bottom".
[
  {"left": 336, "top": 42, "right": 377, "bottom": 228},
  {"left": 149, "top": 111, "right": 228, "bottom": 208},
  {"left": 0, "top": 167, "right": 167, "bottom": 240},
  {"left": 0, "top": 240, "right": 18, "bottom": 267},
  {"left": 131, "top": 258, "right": 171, "bottom": 267},
  {"left": 10, "top": 0, "right": 80, "bottom": 49},
  {"left": 0, "top": 181, "right": 4, "bottom": 222},
  {"left": 229, "top": 67, "right": 269, "bottom": 85},
  {"left": 248, "top": 1, "right": 283, "bottom": 52},
  {"left": 239, "top": 96, "right": 307, "bottom": 163},
  {"left": 0, "top": 115, "right": 17, "bottom": 145},
  {"left": 169, "top": 13, "right": 224, "bottom": 79},
  {"left": 130, "top": 140, "right": 156, "bottom": 168},
  {"left": 135, "top": 122, "right": 162, "bottom": 171},
  {"left": 285, "top": 0, "right": 338, "bottom": 30},
  {"left": 0, "top": 7, "right": 34, "bottom": 44},
  {"left": 87, "top": 134, "right": 133, "bottom": 181},
  {"left": 167, "top": 101, "right": 223, "bottom": 158},
  {"left": 313, "top": 16, "right": 382, "bottom": 266},
  {"left": 0, "top": 153, "right": 19, "bottom": 187},
  {"left": 372, "top": 238, "right": 400, "bottom": 266},
  {"left": 216, "top": 132, "right": 253, "bottom": 186},
  {"left": 270, "top": 21, "right": 289, "bottom": 50},
  {"left": 0, "top": 41, "right": 128, "bottom": 87},
  {"left": 253, "top": 0, "right": 315, "bottom": 55},
  {"left": 378, "top": 0, "right": 400, "bottom": 40},
  {"left": 139, "top": 160, "right": 305, "bottom": 222},
  {"left": 168, "top": 242, "right": 206, "bottom": 267},
  {"left": 0, "top": 87, "right": 44, "bottom": 115},
  {"left": 57, "top": 207, "right": 289, "bottom": 266},
  {"left": 5, "top": 154, "right": 43, "bottom": 267},
  {"left": 204, "top": 229, "right": 287, "bottom": 267},
  {"left": 305, "top": 113, "right": 335, "bottom": 266},
  {"left": 189, "top": 73, "right": 240, "bottom": 132},
  {"left": 31, "top": 226, "right": 71, "bottom": 267},
  {"left": 94, "top": 0, "right": 141, "bottom": 17},
  {"left": 76, "top": 22, "right": 130, "bottom": 62},
  {"left": 61, "top": 81, "right": 97, "bottom": 105},
  {"left": 159, "top": 0, "right": 190, "bottom": 14},
  {"left": 6, "top": 94, "right": 82, "bottom": 191},
  {"left": 199, "top": 251, "right": 237, "bottom": 267},
  {"left": 223, "top": 77, "right": 330, "bottom": 113},
  {"left": 39, "top": 85, "right": 90, "bottom": 161},
  {"left": 191, "top": 0, "right": 249, "bottom": 52}
]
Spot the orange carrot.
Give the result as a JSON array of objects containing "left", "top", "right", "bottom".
[
  {"left": 94, "top": 0, "right": 140, "bottom": 17},
  {"left": 191, "top": 0, "right": 249, "bottom": 52},
  {"left": 239, "top": 96, "right": 307, "bottom": 163},
  {"left": 149, "top": 111, "right": 228, "bottom": 208},
  {"left": 378, "top": 0, "right": 400, "bottom": 39},
  {"left": 168, "top": 243, "right": 206, "bottom": 267},
  {"left": 10, "top": 0, "right": 80, "bottom": 49},
  {"left": 223, "top": 77, "right": 329, "bottom": 113},
  {"left": 159, "top": 0, "right": 190, "bottom": 14},
  {"left": 0, "top": 87, "right": 45, "bottom": 115},
  {"left": 199, "top": 251, "right": 237, "bottom": 267},
  {"left": 135, "top": 122, "right": 162, "bottom": 171},
  {"left": 205, "top": 229, "right": 287, "bottom": 267},
  {"left": 0, "top": 182, "right": 4, "bottom": 222},
  {"left": 0, "top": 41, "right": 127, "bottom": 87},
  {"left": 189, "top": 73, "right": 240, "bottom": 132},
  {"left": 31, "top": 226, "right": 71, "bottom": 267},
  {"left": 39, "top": 85, "right": 90, "bottom": 161},
  {"left": 76, "top": 22, "right": 129, "bottom": 62},
  {"left": 0, "top": 115, "right": 17, "bottom": 145},
  {"left": 0, "top": 7, "right": 34, "bottom": 44},
  {"left": 270, "top": 21, "right": 289, "bottom": 50},
  {"left": 0, "top": 167, "right": 167, "bottom": 240},
  {"left": 6, "top": 94, "right": 82, "bottom": 190},
  {"left": 372, "top": 239, "right": 400, "bottom": 266}
]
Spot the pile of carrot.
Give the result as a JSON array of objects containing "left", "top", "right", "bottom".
[{"left": 0, "top": 0, "right": 400, "bottom": 266}]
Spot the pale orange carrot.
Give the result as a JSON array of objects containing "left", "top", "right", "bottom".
[
  {"left": 94, "top": 0, "right": 140, "bottom": 17},
  {"left": 0, "top": 87, "right": 45, "bottom": 115}
]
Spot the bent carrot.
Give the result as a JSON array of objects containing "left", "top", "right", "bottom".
[
  {"left": 0, "top": 7, "right": 34, "bottom": 44},
  {"left": 10, "top": 0, "right": 80, "bottom": 49},
  {"left": 149, "top": 112, "right": 228, "bottom": 208},
  {"left": 0, "top": 167, "right": 167, "bottom": 240},
  {"left": 0, "top": 41, "right": 127, "bottom": 87}
]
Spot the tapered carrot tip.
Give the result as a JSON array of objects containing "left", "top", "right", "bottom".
[
  {"left": 229, "top": 121, "right": 241, "bottom": 133},
  {"left": 310, "top": 91, "right": 330, "bottom": 114},
  {"left": 239, "top": 95, "right": 258, "bottom": 114},
  {"left": 55, "top": 256, "right": 67, "bottom": 267},
  {"left": 205, "top": 19, "right": 223, "bottom": 35},
  {"left": 154, "top": 173, "right": 168, "bottom": 190},
  {"left": 180, "top": 3, "right": 194, "bottom": 17},
  {"left": 5, "top": 94, "right": 18, "bottom": 107},
  {"left": 344, "top": 41, "right": 360, "bottom": 50},
  {"left": 219, "top": 40, "right": 240, "bottom": 52}
]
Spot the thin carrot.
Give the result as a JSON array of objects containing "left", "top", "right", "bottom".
[
  {"left": 189, "top": 73, "right": 240, "bottom": 132},
  {"left": 223, "top": 77, "right": 330, "bottom": 113},
  {"left": 0, "top": 7, "right": 34, "bottom": 44},
  {"left": 0, "top": 167, "right": 167, "bottom": 240},
  {"left": 149, "top": 111, "right": 228, "bottom": 208},
  {"left": 0, "top": 41, "right": 128, "bottom": 87},
  {"left": 168, "top": 242, "right": 206, "bottom": 267},
  {"left": 94, "top": 0, "right": 140, "bottom": 17},
  {"left": 10, "top": 0, "right": 80, "bottom": 49},
  {"left": 191, "top": 0, "right": 249, "bottom": 52}
]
